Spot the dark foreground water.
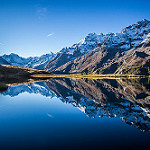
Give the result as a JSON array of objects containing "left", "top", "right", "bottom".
[{"left": 0, "top": 78, "right": 150, "bottom": 150}]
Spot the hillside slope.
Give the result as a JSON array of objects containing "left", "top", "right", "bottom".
[{"left": 0, "top": 65, "right": 50, "bottom": 78}]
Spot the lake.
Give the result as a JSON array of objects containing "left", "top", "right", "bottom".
[{"left": 0, "top": 78, "right": 150, "bottom": 150}]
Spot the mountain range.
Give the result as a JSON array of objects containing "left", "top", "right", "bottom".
[
  {"left": 46, "top": 19, "right": 150, "bottom": 74},
  {"left": 1, "top": 52, "right": 55, "bottom": 70},
  {"left": 1, "top": 19, "right": 150, "bottom": 75},
  {"left": 55, "top": 33, "right": 150, "bottom": 75}
]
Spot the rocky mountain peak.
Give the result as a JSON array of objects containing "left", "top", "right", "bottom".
[
  {"left": 121, "top": 19, "right": 150, "bottom": 39},
  {"left": 84, "top": 32, "right": 99, "bottom": 42}
]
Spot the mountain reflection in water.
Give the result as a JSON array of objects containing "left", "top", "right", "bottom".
[{"left": 2, "top": 78, "right": 150, "bottom": 132}]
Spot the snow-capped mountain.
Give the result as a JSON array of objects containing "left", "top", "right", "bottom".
[
  {"left": 45, "top": 19, "right": 150, "bottom": 72},
  {"left": 60, "top": 32, "right": 101, "bottom": 55},
  {"left": 1, "top": 52, "right": 55, "bottom": 70},
  {"left": 55, "top": 33, "right": 150, "bottom": 74},
  {"left": 2, "top": 53, "right": 32, "bottom": 66},
  {"left": 77, "top": 19, "right": 149, "bottom": 50}
]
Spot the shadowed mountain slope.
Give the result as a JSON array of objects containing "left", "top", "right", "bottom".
[{"left": 0, "top": 56, "right": 10, "bottom": 65}]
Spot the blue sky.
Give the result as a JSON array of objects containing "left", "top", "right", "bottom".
[{"left": 0, "top": 0, "right": 150, "bottom": 57}]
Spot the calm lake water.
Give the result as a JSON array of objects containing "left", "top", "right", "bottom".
[{"left": 0, "top": 78, "right": 150, "bottom": 150}]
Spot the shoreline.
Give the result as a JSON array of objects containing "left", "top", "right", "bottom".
[{"left": 31, "top": 74, "right": 150, "bottom": 79}]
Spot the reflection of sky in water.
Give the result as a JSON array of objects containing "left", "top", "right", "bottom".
[{"left": 0, "top": 78, "right": 150, "bottom": 150}]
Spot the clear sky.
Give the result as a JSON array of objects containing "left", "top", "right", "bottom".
[{"left": 0, "top": 0, "right": 150, "bottom": 57}]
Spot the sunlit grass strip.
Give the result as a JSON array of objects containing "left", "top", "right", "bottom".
[{"left": 31, "top": 74, "right": 148, "bottom": 79}]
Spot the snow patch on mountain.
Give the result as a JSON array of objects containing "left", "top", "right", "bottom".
[{"left": 141, "top": 33, "right": 150, "bottom": 43}]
